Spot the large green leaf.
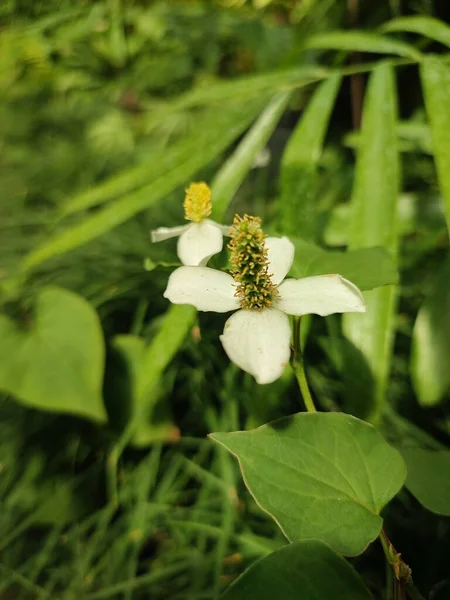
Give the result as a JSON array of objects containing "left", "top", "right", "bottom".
[
  {"left": 220, "top": 540, "right": 373, "bottom": 600},
  {"left": 305, "top": 30, "right": 421, "bottom": 59},
  {"left": 343, "top": 62, "right": 400, "bottom": 423},
  {"left": 280, "top": 75, "right": 341, "bottom": 241},
  {"left": 212, "top": 91, "right": 291, "bottom": 222},
  {"left": 398, "top": 447, "right": 450, "bottom": 516},
  {"left": 411, "top": 254, "right": 450, "bottom": 406},
  {"left": 210, "top": 412, "right": 406, "bottom": 556},
  {"left": 20, "top": 100, "right": 264, "bottom": 271},
  {"left": 381, "top": 16, "right": 450, "bottom": 48},
  {"left": 290, "top": 236, "right": 398, "bottom": 291},
  {"left": 0, "top": 286, "right": 106, "bottom": 422},
  {"left": 421, "top": 56, "right": 450, "bottom": 233}
]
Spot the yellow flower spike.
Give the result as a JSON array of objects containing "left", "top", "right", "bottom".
[
  {"left": 183, "top": 182, "right": 212, "bottom": 223},
  {"left": 228, "top": 214, "right": 279, "bottom": 311}
]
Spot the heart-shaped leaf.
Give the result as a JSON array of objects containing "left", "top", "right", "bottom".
[
  {"left": 0, "top": 286, "right": 106, "bottom": 422},
  {"left": 220, "top": 540, "right": 374, "bottom": 600},
  {"left": 210, "top": 412, "right": 406, "bottom": 556}
]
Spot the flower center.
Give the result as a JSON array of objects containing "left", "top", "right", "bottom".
[
  {"left": 183, "top": 182, "right": 212, "bottom": 223},
  {"left": 228, "top": 214, "right": 279, "bottom": 311}
]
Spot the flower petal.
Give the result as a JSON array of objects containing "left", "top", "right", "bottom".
[
  {"left": 265, "top": 236, "right": 295, "bottom": 285},
  {"left": 164, "top": 266, "right": 239, "bottom": 313},
  {"left": 151, "top": 224, "right": 190, "bottom": 243},
  {"left": 276, "top": 275, "right": 366, "bottom": 316},
  {"left": 220, "top": 309, "right": 291, "bottom": 384},
  {"left": 177, "top": 220, "right": 224, "bottom": 266}
]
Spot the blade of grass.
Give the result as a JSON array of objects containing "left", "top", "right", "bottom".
[
  {"left": 381, "top": 16, "right": 450, "bottom": 48},
  {"left": 211, "top": 91, "right": 292, "bottom": 222},
  {"left": 305, "top": 30, "right": 422, "bottom": 60},
  {"left": 420, "top": 56, "right": 450, "bottom": 233},
  {"left": 343, "top": 62, "right": 400, "bottom": 425},
  {"left": 280, "top": 74, "right": 341, "bottom": 241}
]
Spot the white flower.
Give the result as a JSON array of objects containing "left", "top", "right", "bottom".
[
  {"left": 151, "top": 182, "right": 230, "bottom": 267},
  {"left": 164, "top": 235, "right": 365, "bottom": 384}
]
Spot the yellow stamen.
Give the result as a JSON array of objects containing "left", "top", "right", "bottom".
[
  {"left": 228, "top": 214, "right": 278, "bottom": 311},
  {"left": 183, "top": 182, "right": 212, "bottom": 223}
]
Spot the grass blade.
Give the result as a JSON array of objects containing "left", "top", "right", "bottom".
[
  {"left": 343, "top": 62, "right": 400, "bottom": 424},
  {"left": 212, "top": 91, "right": 292, "bottom": 222},
  {"left": 420, "top": 56, "right": 450, "bottom": 233},
  {"left": 280, "top": 74, "right": 341, "bottom": 240},
  {"left": 381, "top": 16, "right": 450, "bottom": 48}
]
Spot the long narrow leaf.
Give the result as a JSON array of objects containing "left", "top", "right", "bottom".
[
  {"left": 343, "top": 62, "right": 400, "bottom": 424},
  {"left": 280, "top": 74, "right": 341, "bottom": 240},
  {"left": 381, "top": 16, "right": 450, "bottom": 48},
  {"left": 305, "top": 30, "right": 422, "bottom": 60},
  {"left": 420, "top": 56, "right": 450, "bottom": 233},
  {"left": 212, "top": 91, "right": 292, "bottom": 222}
]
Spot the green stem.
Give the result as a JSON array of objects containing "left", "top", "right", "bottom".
[{"left": 291, "top": 317, "right": 317, "bottom": 413}]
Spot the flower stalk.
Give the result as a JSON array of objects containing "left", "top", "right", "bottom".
[{"left": 291, "top": 316, "right": 317, "bottom": 413}]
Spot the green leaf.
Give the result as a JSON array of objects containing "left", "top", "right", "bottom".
[
  {"left": 210, "top": 412, "right": 406, "bottom": 556},
  {"left": 398, "top": 447, "right": 450, "bottom": 516},
  {"left": 411, "top": 254, "right": 450, "bottom": 406},
  {"left": 212, "top": 91, "right": 292, "bottom": 222},
  {"left": 280, "top": 75, "right": 341, "bottom": 241},
  {"left": 381, "top": 16, "right": 450, "bottom": 48},
  {"left": 106, "top": 334, "right": 179, "bottom": 446},
  {"left": 420, "top": 56, "right": 450, "bottom": 233},
  {"left": 0, "top": 287, "right": 106, "bottom": 422},
  {"left": 343, "top": 63, "right": 400, "bottom": 423},
  {"left": 20, "top": 101, "right": 265, "bottom": 271},
  {"left": 220, "top": 540, "right": 373, "bottom": 600},
  {"left": 290, "top": 236, "right": 398, "bottom": 291},
  {"left": 305, "top": 30, "right": 422, "bottom": 60},
  {"left": 108, "top": 305, "right": 195, "bottom": 447},
  {"left": 169, "top": 66, "right": 329, "bottom": 111}
]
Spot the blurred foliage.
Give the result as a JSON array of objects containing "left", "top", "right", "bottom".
[{"left": 1, "top": 0, "right": 450, "bottom": 598}]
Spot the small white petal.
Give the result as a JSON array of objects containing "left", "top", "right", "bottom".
[
  {"left": 151, "top": 224, "right": 191, "bottom": 243},
  {"left": 214, "top": 222, "right": 232, "bottom": 236},
  {"left": 265, "top": 236, "right": 295, "bottom": 285},
  {"left": 220, "top": 309, "right": 291, "bottom": 384},
  {"left": 177, "top": 220, "right": 224, "bottom": 266},
  {"left": 276, "top": 275, "right": 366, "bottom": 316},
  {"left": 164, "top": 266, "right": 239, "bottom": 313}
]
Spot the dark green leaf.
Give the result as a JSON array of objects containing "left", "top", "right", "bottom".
[
  {"left": 399, "top": 447, "right": 450, "bottom": 516},
  {"left": 220, "top": 541, "right": 373, "bottom": 600}
]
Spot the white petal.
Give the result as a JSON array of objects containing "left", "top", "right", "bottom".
[
  {"left": 164, "top": 266, "right": 239, "bottom": 313},
  {"left": 276, "top": 275, "right": 366, "bottom": 316},
  {"left": 177, "top": 221, "right": 224, "bottom": 266},
  {"left": 265, "top": 236, "right": 295, "bottom": 285},
  {"left": 220, "top": 309, "right": 291, "bottom": 384},
  {"left": 151, "top": 224, "right": 191, "bottom": 243},
  {"left": 214, "top": 222, "right": 232, "bottom": 236}
]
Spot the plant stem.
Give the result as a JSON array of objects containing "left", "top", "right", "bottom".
[
  {"left": 291, "top": 316, "right": 317, "bottom": 413},
  {"left": 379, "top": 529, "right": 426, "bottom": 600}
]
